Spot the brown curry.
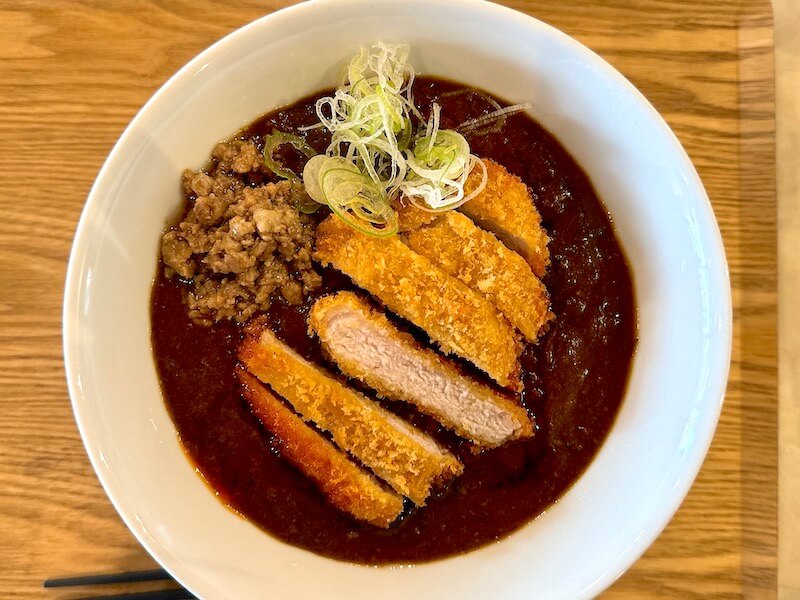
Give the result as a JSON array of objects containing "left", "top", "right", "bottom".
[{"left": 151, "top": 77, "right": 636, "bottom": 563}]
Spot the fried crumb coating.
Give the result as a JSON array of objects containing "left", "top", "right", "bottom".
[
  {"left": 237, "top": 368, "right": 404, "bottom": 527},
  {"left": 309, "top": 292, "right": 534, "bottom": 448},
  {"left": 314, "top": 216, "right": 523, "bottom": 390},
  {"left": 393, "top": 198, "right": 440, "bottom": 232},
  {"left": 406, "top": 211, "right": 554, "bottom": 342},
  {"left": 462, "top": 159, "right": 550, "bottom": 278},
  {"left": 238, "top": 321, "right": 462, "bottom": 505}
]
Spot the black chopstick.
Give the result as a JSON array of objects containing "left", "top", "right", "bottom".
[
  {"left": 43, "top": 569, "right": 172, "bottom": 588},
  {"left": 74, "top": 590, "right": 195, "bottom": 600}
]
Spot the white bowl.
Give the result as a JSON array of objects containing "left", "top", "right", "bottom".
[{"left": 63, "top": 0, "right": 732, "bottom": 597}]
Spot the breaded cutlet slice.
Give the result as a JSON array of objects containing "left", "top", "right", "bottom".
[
  {"left": 238, "top": 321, "right": 463, "bottom": 506},
  {"left": 314, "top": 216, "right": 523, "bottom": 391},
  {"left": 309, "top": 292, "right": 534, "bottom": 448},
  {"left": 237, "top": 368, "right": 404, "bottom": 527},
  {"left": 393, "top": 198, "right": 440, "bottom": 232},
  {"left": 406, "top": 211, "right": 554, "bottom": 343},
  {"left": 461, "top": 159, "right": 550, "bottom": 278}
]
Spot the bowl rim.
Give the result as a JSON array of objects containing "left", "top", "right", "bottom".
[{"left": 63, "top": 0, "right": 733, "bottom": 597}]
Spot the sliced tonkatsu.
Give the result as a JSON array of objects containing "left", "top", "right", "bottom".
[
  {"left": 309, "top": 292, "right": 534, "bottom": 448},
  {"left": 405, "top": 211, "right": 553, "bottom": 342},
  {"left": 462, "top": 159, "right": 551, "bottom": 278},
  {"left": 314, "top": 215, "right": 523, "bottom": 391},
  {"left": 238, "top": 368, "right": 405, "bottom": 527},
  {"left": 150, "top": 40, "right": 639, "bottom": 557},
  {"left": 238, "top": 320, "right": 463, "bottom": 505},
  {"left": 393, "top": 198, "right": 440, "bottom": 232}
]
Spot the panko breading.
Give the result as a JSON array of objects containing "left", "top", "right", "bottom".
[
  {"left": 314, "top": 216, "right": 523, "bottom": 390},
  {"left": 238, "top": 368, "right": 404, "bottom": 527},
  {"left": 461, "top": 159, "right": 550, "bottom": 277},
  {"left": 406, "top": 212, "right": 554, "bottom": 342},
  {"left": 393, "top": 199, "right": 439, "bottom": 232},
  {"left": 238, "top": 320, "right": 462, "bottom": 505},
  {"left": 309, "top": 292, "right": 534, "bottom": 448}
]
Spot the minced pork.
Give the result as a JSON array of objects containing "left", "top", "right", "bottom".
[{"left": 161, "top": 139, "right": 322, "bottom": 324}]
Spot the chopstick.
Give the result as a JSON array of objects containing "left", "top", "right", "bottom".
[
  {"left": 73, "top": 590, "right": 195, "bottom": 600},
  {"left": 44, "top": 569, "right": 172, "bottom": 588},
  {"left": 43, "top": 569, "right": 195, "bottom": 599}
]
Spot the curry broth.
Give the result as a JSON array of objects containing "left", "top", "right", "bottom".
[{"left": 151, "top": 78, "right": 636, "bottom": 563}]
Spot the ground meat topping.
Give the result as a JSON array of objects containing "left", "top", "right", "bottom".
[
  {"left": 161, "top": 140, "right": 321, "bottom": 324},
  {"left": 212, "top": 139, "right": 264, "bottom": 174}
]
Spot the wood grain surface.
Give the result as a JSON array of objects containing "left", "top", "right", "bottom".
[
  {"left": 776, "top": 1, "right": 800, "bottom": 597},
  {"left": 0, "top": 1, "right": 777, "bottom": 598}
]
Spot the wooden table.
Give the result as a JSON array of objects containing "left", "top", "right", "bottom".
[{"left": 0, "top": 1, "right": 779, "bottom": 597}]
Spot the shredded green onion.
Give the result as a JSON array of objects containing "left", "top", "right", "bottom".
[
  {"left": 301, "top": 43, "right": 493, "bottom": 235},
  {"left": 400, "top": 103, "right": 484, "bottom": 211},
  {"left": 303, "top": 155, "right": 398, "bottom": 237},
  {"left": 262, "top": 132, "right": 320, "bottom": 214},
  {"left": 293, "top": 193, "right": 322, "bottom": 215},
  {"left": 263, "top": 132, "right": 316, "bottom": 180},
  {"left": 458, "top": 103, "right": 532, "bottom": 137}
]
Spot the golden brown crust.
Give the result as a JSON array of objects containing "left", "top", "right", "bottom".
[
  {"left": 309, "top": 292, "right": 534, "bottom": 447},
  {"left": 461, "top": 159, "right": 550, "bottom": 278},
  {"left": 237, "top": 368, "right": 404, "bottom": 527},
  {"left": 393, "top": 198, "right": 441, "bottom": 232},
  {"left": 238, "top": 322, "right": 462, "bottom": 505},
  {"left": 314, "top": 216, "right": 522, "bottom": 390},
  {"left": 406, "top": 212, "right": 554, "bottom": 342}
]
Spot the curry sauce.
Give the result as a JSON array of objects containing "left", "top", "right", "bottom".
[{"left": 151, "top": 78, "right": 636, "bottom": 563}]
